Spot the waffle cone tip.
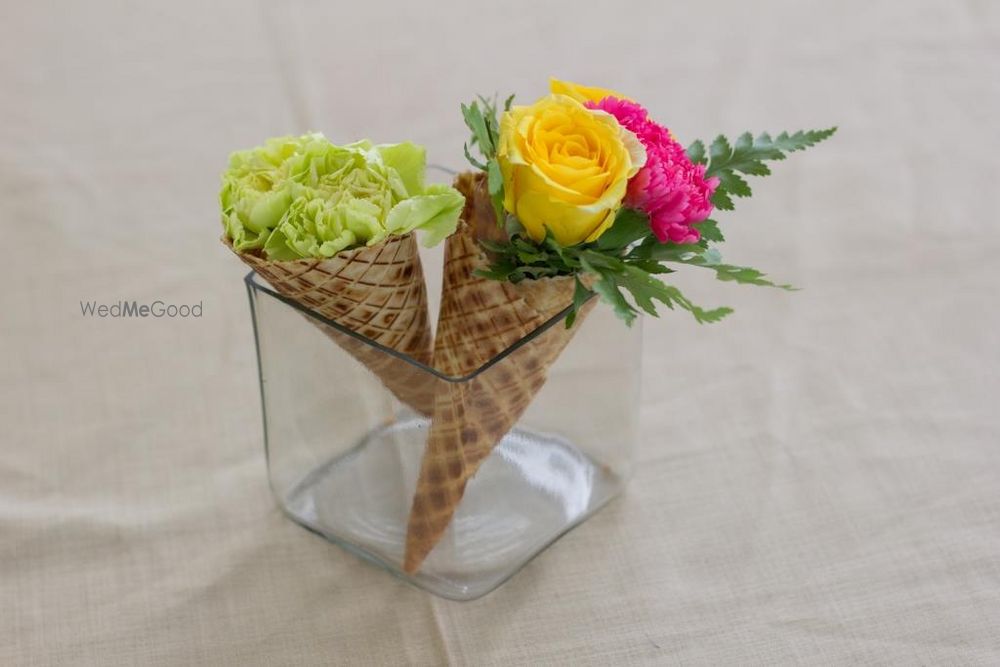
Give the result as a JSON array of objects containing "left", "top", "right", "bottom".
[{"left": 400, "top": 173, "right": 594, "bottom": 573}]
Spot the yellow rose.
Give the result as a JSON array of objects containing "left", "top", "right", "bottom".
[
  {"left": 549, "top": 77, "right": 630, "bottom": 104},
  {"left": 498, "top": 94, "right": 646, "bottom": 246}
]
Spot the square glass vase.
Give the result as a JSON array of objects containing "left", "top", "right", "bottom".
[{"left": 245, "top": 272, "right": 641, "bottom": 600}]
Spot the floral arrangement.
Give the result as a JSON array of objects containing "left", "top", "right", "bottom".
[
  {"left": 462, "top": 78, "right": 836, "bottom": 325},
  {"left": 220, "top": 81, "right": 836, "bottom": 580}
]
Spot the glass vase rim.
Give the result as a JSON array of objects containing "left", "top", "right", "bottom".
[{"left": 244, "top": 271, "right": 599, "bottom": 383}]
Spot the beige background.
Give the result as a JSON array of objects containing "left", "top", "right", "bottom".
[{"left": 2, "top": 0, "right": 999, "bottom": 664}]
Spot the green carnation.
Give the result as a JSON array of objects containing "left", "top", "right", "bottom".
[
  {"left": 220, "top": 134, "right": 464, "bottom": 258},
  {"left": 220, "top": 133, "right": 319, "bottom": 252},
  {"left": 263, "top": 196, "right": 383, "bottom": 260}
]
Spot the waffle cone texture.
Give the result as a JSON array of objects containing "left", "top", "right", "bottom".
[
  {"left": 225, "top": 233, "right": 436, "bottom": 416},
  {"left": 402, "top": 173, "right": 595, "bottom": 573}
]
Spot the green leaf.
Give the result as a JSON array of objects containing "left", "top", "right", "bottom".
[
  {"left": 739, "top": 161, "right": 771, "bottom": 176},
  {"left": 692, "top": 127, "right": 836, "bottom": 214},
  {"left": 477, "top": 230, "right": 583, "bottom": 285},
  {"left": 617, "top": 265, "right": 732, "bottom": 324},
  {"left": 476, "top": 95, "right": 505, "bottom": 151},
  {"left": 565, "top": 276, "right": 592, "bottom": 328},
  {"left": 705, "top": 127, "right": 837, "bottom": 179},
  {"left": 503, "top": 93, "right": 515, "bottom": 111},
  {"left": 513, "top": 235, "right": 541, "bottom": 253},
  {"left": 734, "top": 132, "right": 753, "bottom": 152},
  {"left": 473, "top": 265, "right": 514, "bottom": 281},
  {"left": 516, "top": 246, "right": 549, "bottom": 264},
  {"left": 619, "top": 265, "right": 670, "bottom": 317},
  {"left": 580, "top": 249, "right": 627, "bottom": 272},
  {"left": 595, "top": 208, "right": 652, "bottom": 251},
  {"left": 692, "top": 219, "right": 724, "bottom": 243},
  {"left": 461, "top": 102, "right": 492, "bottom": 155},
  {"left": 771, "top": 128, "right": 838, "bottom": 153},
  {"left": 470, "top": 163, "right": 798, "bottom": 326},
  {"left": 709, "top": 135, "right": 732, "bottom": 165},
  {"left": 576, "top": 248, "right": 733, "bottom": 326},
  {"left": 718, "top": 170, "right": 751, "bottom": 198},
  {"left": 643, "top": 242, "right": 795, "bottom": 290},
  {"left": 709, "top": 264, "right": 795, "bottom": 290},
  {"left": 478, "top": 238, "right": 509, "bottom": 254},
  {"left": 461, "top": 97, "right": 511, "bottom": 167},
  {"left": 576, "top": 256, "right": 634, "bottom": 324},
  {"left": 686, "top": 139, "right": 706, "bottom": 165},
  {"left": 591, "top": 273, "right": 638, "bottom": 325},
  {"left": 486, "top": 160, "right": 503, "bottom": 195},
  {"left": 462, "top": 95, "right": 513, "bottom": 213},
  {"left": 463, "top": 142, "right": 486, "bottom": 171},
  {"left": 712, "top": 188, "right": 734, "bottom": 210},
  {"left": 633, "top": 241, "right": 700, "bottom": 263},
  {"left": 541, "top": 233, "right": 582, "bottom": 269},
  {"left": 630, "top": 259, "right": 674, "bottom": 274}
]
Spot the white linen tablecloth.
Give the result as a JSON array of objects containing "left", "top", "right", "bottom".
[{"left": 1, "top": 0, "right": 998, "bottom": 664}]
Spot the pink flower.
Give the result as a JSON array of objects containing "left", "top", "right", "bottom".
[{"left": 586, "top": 97, "right": 718, "bottom": 244}]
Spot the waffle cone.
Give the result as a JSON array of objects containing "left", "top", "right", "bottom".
[
  {"left": 403, "top": 173, "right": 594, "bottom": 573},
  {"left": 225, "top": 233, "right": 435, "bottom": 415}
]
